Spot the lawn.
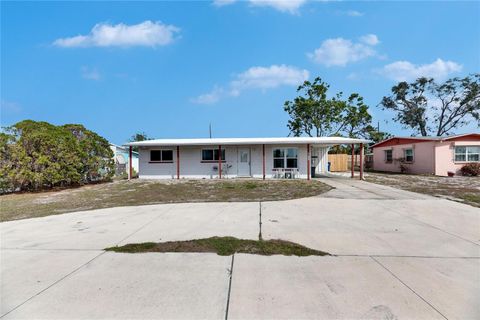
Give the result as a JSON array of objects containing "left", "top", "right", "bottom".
[
  {"left": 105, "top": 236, "right": 330, "bottom": 256},
  {"left": 0, "top": 179, "right": 332, "bottom": 222},
  {"left": 366, "top": 172, "right": 480, "bottom": 207}
]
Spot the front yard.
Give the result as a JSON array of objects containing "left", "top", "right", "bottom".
[
  {"left": 366, "top": 172, "right": 480, "bottom": 207},
  {"left": 0, "top": 179, "right": 332, "bottom": 222}
]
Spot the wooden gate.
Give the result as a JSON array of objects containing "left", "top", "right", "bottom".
[{"left": 327, "top": 154, "right": 348, "bottom": 172}]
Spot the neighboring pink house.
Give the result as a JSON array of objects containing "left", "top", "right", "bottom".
[{"left": 371, "top": 133, "right": 480, "bottom": 176}]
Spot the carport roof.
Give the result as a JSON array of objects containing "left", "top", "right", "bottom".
[{"left": 124, "top": 137, "right": 371, "bottom": 147}]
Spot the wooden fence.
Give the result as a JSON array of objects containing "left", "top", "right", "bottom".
[{"left": 327, "top": 154, "right": 349, "bottom": 172}]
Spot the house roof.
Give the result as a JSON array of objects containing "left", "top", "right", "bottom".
[
  {"left": 124, "top": 136, "right": 371, "bottom": 147},
  {"left": 371, "top": 133, "right": 480, "bottom": 148}
]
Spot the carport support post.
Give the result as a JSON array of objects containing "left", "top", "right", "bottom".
[
  {"left": 262, "top": 144, "right": 266, "bottom": 180},
  {"left": 307, "top": 144, "right": 310, "bottom": 180},
  {"left": 176, "top": 146, "right": 180, "bottom": 179},
  {"left": 128, "top": 146, "right": 133, "bottom": 180},
  {"left": 218, "top": 144, "right": 222, "bottom": 179},
  {"left": 351, "top": 144, "right": 354, "bottom": 179},
  {"left": 359, "top": 143, "right": 364, "bottom": 180}
]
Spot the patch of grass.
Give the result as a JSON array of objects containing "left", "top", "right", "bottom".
[
  {"left": 366, "top": 172, "right": 480, "bottom": 207},
  {"left": 0, "top": 179, "right": 332, "bottom": 221},
  {"left": 105, "top": 236, "right": 330, "bottom": 257}
]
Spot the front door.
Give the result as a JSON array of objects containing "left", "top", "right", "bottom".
[{"left": 238, "top": 148, "right": 251, "bottom": 176}]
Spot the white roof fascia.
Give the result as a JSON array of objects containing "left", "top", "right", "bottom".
[{"left": 124, "top": 137, "right": 371, "bottom": 147}]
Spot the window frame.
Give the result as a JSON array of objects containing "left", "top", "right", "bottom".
[
  {"left": 201, "top": 148, "right": 226, "bottom": 163},
  {"left": 149, "top": 149, "right": 174, "bottom": 163},
  {"left": 384, "top": 149, "right": 393, "bottom": 163},
  {"left": 273, "top": 148, "right": 298, "bottom": 169},
  {"left": 454, "top": 146, "right": 480, "bottom": 163},
  {"left": 404, "top": 148, "right": 414, "bottom": 163}
]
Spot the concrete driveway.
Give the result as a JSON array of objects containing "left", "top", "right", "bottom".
[{"left": 1, "top": 178, "right": 479, "bottom": 319}]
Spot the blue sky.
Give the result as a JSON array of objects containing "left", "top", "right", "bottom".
[{"left": 1, "top": 1, "right": 479, "bottom": 144}]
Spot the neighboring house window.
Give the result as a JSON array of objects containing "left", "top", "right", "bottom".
[
  {"left": 273, "top": 148, "right": 298, "bottom": 168},
  {"left": 455, "top": 146, "right": 480, "bottom": 162},
  {"left": 150, "top": 150, "right": 173, "bottom": 162},
  {"left": 384, "top": 150, "right": 393, "bottom": 163},
  {"left": 404, "top": 149, "right": 414, "bottom": 162},
  {"left": 202, "top": 149, "right": 225, "bottom": 161}
]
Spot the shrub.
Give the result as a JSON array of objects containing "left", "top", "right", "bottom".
[
  {"left": 0, "top": 120, "right": 114, "bottom": 193},
  {"left": 460, "top": 163, "right": 480, "bottom": 176}
]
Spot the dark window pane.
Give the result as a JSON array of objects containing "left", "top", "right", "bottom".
[
  {"left": 468, "top": 146, "right": 480, "bottom": 154},
  {"left": 202, "top": 150, "right": 213, "bottom": 161},
  {"left": 162, "top": 150, "right": 173, "bottom": 161},
  {"left": 286, "top": 158, "right": 297, "bottom": 168},
  {"left": 455, "top": 154, "right": 466, "bottom": 162},
  {"left": 273, "top": 159, "right": 284, "bottom": 168},
  {"left": 385, "top": 150, "right": 392, "bottom": 162},
  {"left": 455, "top": 146, "right": 466, "bottom": 154},
  {"left": 150, "top": 150, "right": 161, "bottom": 161},
  {"left": 287, "top": 148, "right": 297, "bottom": 158},
  {"left": 468, "top": 154, "right": 479, "bottom": 161},
  {"left": 273, "top": 149, "right": 284, "bottom": 158},
  {"left": 213, "top": 149, "right": 225, "bottom": 160}
]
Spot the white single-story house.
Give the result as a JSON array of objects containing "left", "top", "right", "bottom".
[{"left": 124, "top": 137, "right": 370, "bottom": 180}]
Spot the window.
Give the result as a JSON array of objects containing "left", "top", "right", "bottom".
[
  {"left": 455, "top": 146, "right": 480, "bottom": 162},
  {"left": 404, "top": 149, "right": 414, "bottom": 162},
  {"left": 150, "top": 150, "right": 173, "bottom": 163},
  {"left": 273, "top": 148, "right": 298, "bottom": 169},
  {"left": 202, "top": 149, "right": 225, "bottom": 162},
  {"left": 384, "top": 150, "right": 393, "bottom": 163}
]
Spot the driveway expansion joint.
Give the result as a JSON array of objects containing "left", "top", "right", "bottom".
[
  {"left": 371, "top": 256, "right": 449, "bottom": 320},
  {"left": 0, "top": 251, "right": 107, "bottom": 319},
  {"left": 224, "top": 254, "right": 235, "bottom": 320},
  {"left": 376, "top": 201, "right": 480, "bottom": 247}
]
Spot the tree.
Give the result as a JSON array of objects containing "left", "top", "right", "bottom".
[
  {"left": 63, "top": 124, "right": 114, "bottom": 182},
  {"left": 284, "top": 77, "right": 375, "bottom": 138},
  {"left": 380, "top": 74, "right": 480, "bottom": 136},
  {"left": 0, "top": 120, "right": 114, "bottom": 193},
  {"left": 129, "top": 131, "right": 152, "bottom": 152}
]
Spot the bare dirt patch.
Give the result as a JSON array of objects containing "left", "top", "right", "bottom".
[
  {"left": 0, "top": 179, "right": 332, "bottom": 222},
  {"left": 366, "top": 172, "right": 480, "bottom": 207}
]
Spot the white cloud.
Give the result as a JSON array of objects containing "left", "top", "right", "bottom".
[
  {"left": 346, "top": 10, "right": 364, "bottom": 17},
  {"left": 81, "top": 67, "right": 101, "bottom": 81},
  {"left": 213, "top": 0, "right": 306, "bottom": 13},
  {"left": 308, "top": 34, "right": 379, "bottom": 67},
  {"left": 212, "top": 0, "right": 237, "bottom": 7},
  {"left": 249, "top": 0, "right": 306, "bottom": 13},
  {"left": 231, "top": 64, "right": 309, "bottom": 93},
  {"left": 190, "top": 86, "right": 223, "bottom": 105},
  {"left": 359, "top": 34, "right": 379, "bottom": 46},
  {"left": 379, "top": 58, "right": 463, "bottom": 82},
  {"left": 191, "top": 64, "right": 309, "bottom": 104},
  {"left": 53, "top": 20, "right": 180, "bottom": 48}
]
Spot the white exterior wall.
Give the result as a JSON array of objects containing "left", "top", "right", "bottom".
[{"left": 138, "top": 144, "right": 317, "bottom": 179}]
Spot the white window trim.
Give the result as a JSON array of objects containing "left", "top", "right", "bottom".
[
  {"left": 454, "top": 145, "right": 480, "bottom": 163},
  {"left": 150, "top": 149, "right": 174, "bottom": 163},
  {"left": 384, "top": 149, "right": 393, "bottom": 163},
  {"left": 273, "top": 148, "right": 298, "bottom": 169},
  {"left": 404, "top": 148, "right": 414, "bottom": 163}
]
